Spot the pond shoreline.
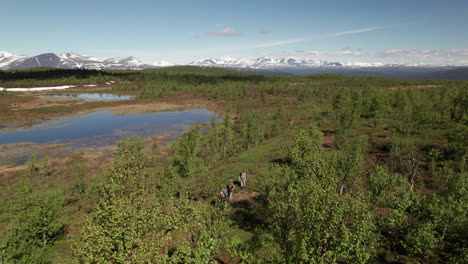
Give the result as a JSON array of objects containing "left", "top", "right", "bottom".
[
  {"left": 1, "top": 108, "right": 220, "bottom": 163},
  {"left": 1, "top": 90, "right": 220, "bottom": 130},
  {"left": 0, "top": 133, "right": 174, "bottom": 189}
]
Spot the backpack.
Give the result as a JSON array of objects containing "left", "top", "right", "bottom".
[{"left": 227, "top": 185, "right": 234, "bottom": 192}]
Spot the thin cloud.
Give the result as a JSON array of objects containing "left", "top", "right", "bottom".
[
  {"left": 326, "top": 27, "right": 380, "bottom": 37},
  {"left": 377, "top": 49, "right": 468, "bottom": 58},
  {"left": 207, "top": 27, "right": 238, "bottom": 36},
  {"left": 246, "top": 26, "right": 381, "bottom": 49},
  {"left": 246, "top": 38, "right": 306, "bottom": 49},
  {"left": 277, "top": 48, "right": 369, "bottom": 58},
  {"left": 302, "top": 51, "right": 325, "bottom": 56},
  {"left": 259, "top": 30, "right": 272, "bottom": 35},
  {"left": 330, "top": 50, "right": 370, "bottom": 57}
]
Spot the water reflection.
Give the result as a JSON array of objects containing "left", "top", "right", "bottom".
[{"left": 0, "top": 108, "right": 221, "bottom": 164}]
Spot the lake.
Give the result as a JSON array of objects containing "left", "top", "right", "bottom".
[{"left": 0, "top": 108, "right": 220, "bottom": 164}]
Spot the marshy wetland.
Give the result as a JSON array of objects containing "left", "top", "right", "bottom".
[
  {"left": 0, "top": 84, "right": 221, "bottom": 163},
  {"left": 0, "top": 107, "right": 220, "bottom": 164},
  {"left": 0, "top": 67, "right": 466, "bottom": 263}
]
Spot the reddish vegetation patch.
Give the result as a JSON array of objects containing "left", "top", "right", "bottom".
[
  {"left": 215, "top": 253, "right": 241, "bottom": 264},
  {"left": 64, "top": 224, "right": 81, "bottom": 236},
  {"left": 419, "top": 187, "right": 433, "bottom": 194},
  {"left": 435, "top": 140, "right": 448, "bottom": 145},
  {"left": 230, "top": 191, "right": 260, "bottom": 206},
  {"left": 322, "top": 135, "right": 334, "bottom": 148},
  {"left": 167, "top": 91, "right": 195, "bottom": 99},
  {"left": 376, "top": 207, "right": 391, "bottom": 218}
]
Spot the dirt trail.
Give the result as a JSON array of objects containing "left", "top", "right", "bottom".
[
  {"left": 387, "top": 84, "right": 440, "bottom": 90},
  {"left": 230, "top": 189, "right": 260, "bottom": 207},
  {"left": 227, "top": 170, "right": 267, "bottom": 233}
]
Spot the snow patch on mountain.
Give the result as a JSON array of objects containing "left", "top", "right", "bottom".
[
  {"left": 343, "top": 62, "right": 386, "bottom": 67},
  {"left": 0, "top": 51, "right": 28, "bottom": 68},
  {"left": 0, "top": 51, "right": 15, "bottom": 58},
  {"left": 105, "top": 56, "right": 142, "bottom": 65},
  {"left": 153, "top": 60, "right": 175, "bottom": 67}
]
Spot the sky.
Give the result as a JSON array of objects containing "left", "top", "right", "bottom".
[{"left": 2, "top": 0, "right": 468, "bottom": 65}]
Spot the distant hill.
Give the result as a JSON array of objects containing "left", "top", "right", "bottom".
[{"left": 417, "top": 67, "right": 468, "bottom": 81}]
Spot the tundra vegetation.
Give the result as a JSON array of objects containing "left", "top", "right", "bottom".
[{"left": 0, "top": 67, "right": 467, "bottom": 263}]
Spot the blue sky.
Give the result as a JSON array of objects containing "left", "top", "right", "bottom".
[{"left": 2, "top": 0, "right": 468, "bottom": 65}]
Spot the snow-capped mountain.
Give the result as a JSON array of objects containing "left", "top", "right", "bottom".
[
  {"left": 188, "top": 56, "right": 464, "bottom": 71},
  {"left": 0, "top": 51, "right": 28, "bottom": 69},
  {"left": 0, "top": 51, "right": 167, "bottom": 70},
  {"left": 188, "top": 56, "right": 465, "bottom": 79},
  {"left": 1, "top": 51, "right": 465, "bottom": 80},
  {"left": 190, "top": 57, "right": 343, "bottom": 68}
]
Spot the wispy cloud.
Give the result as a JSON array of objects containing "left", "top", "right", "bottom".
[
  {"left": 325, "top": 27, "right": 380, "bottom": 37},
  {"left": 276, "top": 48, "right": 369, "bottom": 58},
  {"left": 290, "top": 48, "right": 468, "bottom": 59},
  {"left": 191, "top": 34, "right": 201, "bottom": 40},
  {"left": 377, "top": 49, "right": 468, "bottom": 58},
  {"left": 94, "top": 49, "right": 163, "bottom": 59},
  {"left": 330, "top": 49, "right": 370, "bottom": 57},
  {"left": 259, "top": 30, "right": 272, "bottom": 35},
  {"left": 207, "top": 27, "right": 238, "bottom": 36},
  {"left": 246, "top": 38, "right": 305, "bottom": 48},
  {"left": 247, "top": 26, "right": 381, "bottom": 49}
]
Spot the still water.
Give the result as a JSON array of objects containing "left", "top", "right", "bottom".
[{"left": 0, "top": 108, "right": 220, "bottom": 164}]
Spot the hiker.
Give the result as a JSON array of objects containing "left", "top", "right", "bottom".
[
  {"left": 219, "top": 188, "right": 227, "bottom": 202},
  {"left": 239, "top": 170, "right": 247, "bottom": 188},
  {"left": 226, "top": 180, "right": 235, "bottom": 201}
]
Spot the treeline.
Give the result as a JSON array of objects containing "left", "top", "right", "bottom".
[{"left": 0, "top": 68, "right": 137, "bottom": 87}]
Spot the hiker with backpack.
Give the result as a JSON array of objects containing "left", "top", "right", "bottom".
[
  {"left": 226, "top": 180, "right": 235, "bottom": 201},
  {"left": 239, "top": 170, "right": 247, "bottom": 188},
  {"left": 219, "top": 188, "right": 227, "bottom": 202}
]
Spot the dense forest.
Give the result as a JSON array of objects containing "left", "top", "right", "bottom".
[{"left": 0, "top": 67, "right": 467, "bottom": 263}]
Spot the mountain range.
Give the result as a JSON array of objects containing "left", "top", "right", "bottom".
[
  {"left": 190, "top": 57, "right": 344, "bottom": 68},
  {"left": 1, "top": 51, "right": 467, "bottom": 80},
  {"left": 0, "top": 51, "right": 171, "bottom": 70},
  {"left": 189, "top": 57, "right": 468, "bottom": 79}
]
